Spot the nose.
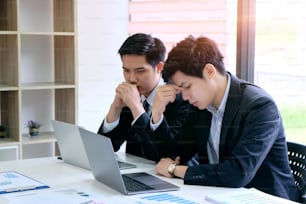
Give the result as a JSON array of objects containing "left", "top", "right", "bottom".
[
  {"left": 127, "top": 71, "right": 137, "bottom": 83},
  {"left": 182, "top": 90, "right": 189, "bottom": 101}
]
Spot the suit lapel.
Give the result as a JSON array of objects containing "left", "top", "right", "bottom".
[{"left": 219, "top": 74, "right": 241, "bottom": 160}]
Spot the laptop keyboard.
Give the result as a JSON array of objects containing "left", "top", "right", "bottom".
[
  {"left": 122, "top": 175, "right": 153, "bottom": 192},
  {"left": 117, "top": 161, "right": 136, "bottom": 170}
]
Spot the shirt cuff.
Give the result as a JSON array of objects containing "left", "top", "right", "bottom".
[
  {"left": 150, "top": 114, "right": 164, "bottom": 131},
  {"left": 103, "top": 117, "right": 119, "bottom": 133},
  {"left": 131, "top": 111, "right": 146, "bottom": 125}
]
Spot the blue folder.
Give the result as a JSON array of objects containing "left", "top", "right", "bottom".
[{"left": 0, "top": 171, "right": 49, "bottom": 194}]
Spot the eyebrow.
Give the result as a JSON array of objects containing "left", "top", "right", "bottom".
[
  {"left": 178, "top": 82, "right": 188, "bottom": 88},
  {"left": 167, "top": 80, "right": 187, "bottom": 88},
  {"left": 122, "top": 66, "right": 146, "bottom": 70}
]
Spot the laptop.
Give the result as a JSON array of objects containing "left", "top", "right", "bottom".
[
  {"left": 51, "top": 120, "right": 136, "bottom": 170},
  {"left": 79, "top": 127, "right": 180, "bottom": 195}
]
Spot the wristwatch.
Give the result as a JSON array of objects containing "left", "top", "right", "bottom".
[{"left": 167, "top": 163, "right": 176, "bottom": 175}]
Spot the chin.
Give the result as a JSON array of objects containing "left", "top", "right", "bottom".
[
  {"left": 197, "top": 105, "right": 206, "bottom": 110},
  {"left": 137, "top": 87, "right": 143, "bottom": 93}
]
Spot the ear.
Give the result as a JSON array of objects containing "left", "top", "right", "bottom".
[
  {"left": 156, "top": 62, "right": 164, "bottom": 74},
  {"left": 202, "top": 63, "right": 216, "bottom": 79}
]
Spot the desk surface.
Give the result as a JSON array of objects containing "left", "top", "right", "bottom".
[{"left": 0, "top": 153, "right": 298, "bottom": 204}]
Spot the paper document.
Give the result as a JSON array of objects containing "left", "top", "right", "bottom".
[
  {"left": 0, "top": 171, "right": 49, "bottom": 194},
  {"left": 205, "top": 188, "right": 298, "bottom": 204},
  {"left": 0, "top": 188, "right": 106, "bottom": 204}
]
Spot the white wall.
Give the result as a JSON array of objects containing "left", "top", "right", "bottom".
[{"left": 77, "top": 0, "right": 129, "bottom": 131}]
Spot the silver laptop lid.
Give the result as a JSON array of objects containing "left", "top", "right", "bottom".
[
  {"left": 79, "top": 127, "right": 127, "bottom": 194},
  {"left": 52, "top": 120, "right": 91, "bottom": 170}
]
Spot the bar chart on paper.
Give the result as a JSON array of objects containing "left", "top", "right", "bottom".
[{"left": 134, "top": 193, "right": 200, "bottom": 204}]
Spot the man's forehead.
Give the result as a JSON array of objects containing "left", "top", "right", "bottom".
[
  {"left": 170, "top": 72, "right": 191, "bottom": 87},
  {"left": 167, "top": 79, "right": 186, "bottom": 87}
]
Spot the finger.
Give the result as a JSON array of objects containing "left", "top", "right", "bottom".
[
  {"left": 116, "top": 84, "right": 125, "bottom": 93},
  {"left": 161, "top": 94, "right": 176, "bottom": 103},
  {"left": 166, "top": 84, "right": 181, "bottom": 91},
  {"left": 175, "top": 156, "right": 180, "bottom": 165},
  {"left": 163, "top": 86, "right": 179, "bottom": 98}
]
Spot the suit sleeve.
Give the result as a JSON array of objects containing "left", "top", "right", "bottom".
[
  {"left": 97, "top": 107, "right": 136, "bottom": 152},
  {"left": 136, "top": 93, "right": 191, "bottom": 162}
]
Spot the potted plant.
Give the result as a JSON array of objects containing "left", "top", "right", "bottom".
[
  {"left": 0, "top": 124, "right": 8, "bottom": 138},
  {"left": 26, "top": 120, "right": 42, "bottom": 136}
]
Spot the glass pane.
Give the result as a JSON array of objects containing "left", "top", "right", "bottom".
[{"left": 254, "top": 0, "right": 306, "bottom": 143}]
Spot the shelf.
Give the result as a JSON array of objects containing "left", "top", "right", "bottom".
[
  {"left": 54, "top": 32, "right": 75, "bottom": 36},
  {"left": 22, "top": 132, "right": 56, "bottom": 145},
  {"left": 0, "top": 31, "right": 18, "bottom": 35},
  {"left": 0, "top": 91, "right": 19, "bottom": 141},
  {"left": 1, "top": 0, "right": 76, "bottom": 160},
  {"left": 20, "top": 35, "right": 75, "bottom": 85},
  {"left": 21, "top": 132, "right": 56, "bottom": 159},
  {"left": 54, "top": 36, "right": 75, "bottom": 84},
  {"left": 0, "top": 145, "right": 18, "bottom": 161},
  {"left": 0, "top": 0, "right": 17, "bottom": 31},
  {"left": 0, "top": 84, "right": 18, "bottom": 91},
  {"left": 21, "top": 82, "right": 76, "bottom": 90},
  {"left": 53, "top": 0, "right": 75, "bottom": 32},
  {"left": 20, "top": 35, "right": 53, "bottom": 84},
  {"left": 19, "top": 0, "right": 52, "bottom": 32},
  {"left": 0, "top": 34, "right": 18, "bottom": 87},
  {"left": 20, "top": 32, "right": 75, "bottom": 36},
  {"left": 21, "top": 90, "right": 54, "bottom": 133},
  {"left": 55, "top": 89, "right": 76, "bottom": 123},
  {"left": 0, "top": 139, "right": 19, "bottom": 146}
]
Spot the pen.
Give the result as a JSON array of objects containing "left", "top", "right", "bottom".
[
  {"left": 3, "top": 187, "right": 19, "bottom": 193},
  {"left": 79, "top": 200, "right": 93, "bottom": 204},
  {"left": 3, "top": 185, "right": 36, "bottom": 193},
  {"left": 20, "top": 185, "right": 36, "bottom": 191}
]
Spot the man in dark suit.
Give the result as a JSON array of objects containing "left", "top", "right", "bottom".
[
  {"left": 155, "top": 36, "right": 299, "bottom": 202},
  {"left": 97, "top": 33, "right": 190, "bottom": 162}
]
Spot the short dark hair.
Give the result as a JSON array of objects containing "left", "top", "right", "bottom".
[
  {"left": 162, "top": 35, "right": 226, "bottom": 82},
  {"left": 118, "top": 33, "right": 166, "bottom": 68}
]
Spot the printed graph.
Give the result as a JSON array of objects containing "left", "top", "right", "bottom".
[{"left": 136, "top": 193, "right": 200, "bottom": 204}]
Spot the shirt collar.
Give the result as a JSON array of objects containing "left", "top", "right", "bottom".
[
  {"left": 141, "top": 78, "right": 164, "bottom": 106},
  {"left": 207, "top": 73, "right": 231, "bottom": 115}
]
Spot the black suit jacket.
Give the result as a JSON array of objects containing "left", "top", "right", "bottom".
[
  {"left": 97, "top": 93, "right": 190, "bottom": 162},
  {"left": 157, "top": 73, "right": 299, "bottom": 201}
]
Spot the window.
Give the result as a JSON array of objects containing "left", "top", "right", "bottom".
[{"left": 254, "top": 0, "right": 306, "bottom": 143}]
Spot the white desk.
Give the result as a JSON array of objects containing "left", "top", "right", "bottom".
[{"left": 0, "top": 153, "right": 298, "bottom": 204}]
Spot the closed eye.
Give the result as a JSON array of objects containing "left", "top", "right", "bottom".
[
  {"left": 179, "top": 82, "right": 191, "bottom": 89},
  {"left": 183, "top": 84, "right": 191, "bottom": 89},
  {"left": 136, "top": 68, "right": 146, "bottom": 73}
]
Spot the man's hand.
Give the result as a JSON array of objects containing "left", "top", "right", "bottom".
[
  {"left": 105, "top": 85, "right": 126, "bottom": 123},
  {"left": 156, "top": 157, "right": 181, "bottom": 178},
  {"left": 151, "top": 84, "right": 181, "bottom": 123},
  {"left": 116, "top": 82, "right": 144, "bottom": 119},
  {"left": 116, "top": 82, "right": 141, "bottom": 107}
]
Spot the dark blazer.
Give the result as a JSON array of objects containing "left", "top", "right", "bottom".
[
  {"left": 97, "top": 93, "right": 190, "bottom": 162},
  {"left": 159, "top": 73, "right": 299, "bottom": 201}
]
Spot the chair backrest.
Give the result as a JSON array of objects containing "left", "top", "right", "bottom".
[{"left": 287, "top": 141, "right": 306, "bottom": 202}]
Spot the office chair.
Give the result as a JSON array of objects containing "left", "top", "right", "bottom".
[{"left": 287, "top": 141, "right": 306, "bottom": 203}]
